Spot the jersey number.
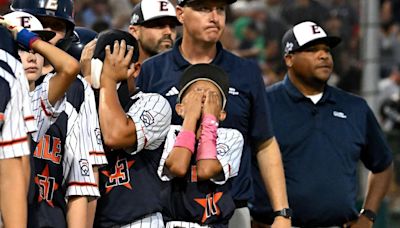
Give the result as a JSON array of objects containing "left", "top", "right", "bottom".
[
  {"left": 37, "top": 174, "right": 57, "bottom": 207},
  {"left": 106, "top": 159, "right": 131, "bottom": 188}
]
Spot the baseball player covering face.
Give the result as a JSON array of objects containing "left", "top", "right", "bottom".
[
  {"left": 92, "top": 30, "right": 172, "bottom": 228},
  {"left": 158, "top": 64, "right": 244, "bottom": 228},
  {"left": 0, "top": 26, "right": 33, "bottom": 228}
]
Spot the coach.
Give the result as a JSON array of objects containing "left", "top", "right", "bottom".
[{"left": 136, "top": 0, "right": 290, "bottom": 227}]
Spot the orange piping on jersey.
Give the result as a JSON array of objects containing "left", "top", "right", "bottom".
[
  {"left": 40, "top": 98, "right": 52, "bottom": 117},
  {"left": 24, "top": 115, "right": 35, "bottom": 121},
  {"left": 0, "top": 113, "right": 4, "bottom": 121},
  {"left": 67, "top": 182, "right": 98, "bottom": 187},
  {"left": 0, "top": 136, "right": 28, "bottom": 147},
  {"left": 89, "top": 151, "right": 105, "bottom": 156}
]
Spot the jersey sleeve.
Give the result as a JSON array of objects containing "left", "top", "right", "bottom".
[
  {"left": 63, "top": 102, "right": 100, "bottom": 199},
  {"left": 211, "top": 128, "right": 244, "bottom": 185},
  {"left": 30, "top": 73, "right": 66, "bottom": 142},
  {"left": 17, "top": 63, "right": 38, "bottom": 134},
  {"left": 80, "top": 81, "right": 106, "bottom": 166},
  {"left": 158, "top": 125, "right": 180, "bottom": 181},
  {"left": 0, "top": 73, "right": 30, "bottom": 159},
  {"left": 125, "top": 93, "right": 172, "bottom": 155}
]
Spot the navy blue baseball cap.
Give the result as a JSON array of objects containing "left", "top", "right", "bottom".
[
  {"left": 177, "top": 0, "right": 237, "bottom": 6},
  {"left": 178, "top": 64, "right": 229, "bottom": 109},
  {"left": 282, "top": 21, "right": 341, "bottom": 55}
]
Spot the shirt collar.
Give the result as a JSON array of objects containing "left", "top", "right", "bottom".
[
  {"left": 283, "top": 75, "right": 337, "bottom": 104},
  {"left": 172, "top": 37, "right": 226, "bottom": 70}
]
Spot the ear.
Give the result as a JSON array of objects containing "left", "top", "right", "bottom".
[
  {"left": 284, "top": 54, "right": 294, "bottom": 68},
  {"left": 132, "top": 62, "right": 141, "bottom": 79},
  {"left": 129, "top": 25, "right": 140, "bottom": 39},
  {"left": 176, "top": 6, "right": 184, "bottom": 24},
  {"left": 175, "top": 103, "right": 184, "bottom": 117},
  {"left": 218, "top": 110, "right": 226, "bottom": 122}
]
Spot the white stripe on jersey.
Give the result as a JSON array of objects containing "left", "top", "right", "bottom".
[
  {"left": 30, "top": 73, "right": 66, "bottom": 142},
  {"left": 158, "top": 125, "right": 244, "bottom": 184},
  {"left": 113, "top": 212, "right": 164, "bottom": 228},
  {"left": 0, "top": 49, "right": 37, "bottom": 134},
  {"left": 166, "top": 221, "right": 210, "bottom": 228},
  {"left": 125, "top": 92, "right": 171, "bottom": 155},
  {"left": 0, "top": 55, "right": 30, "bottom": 159},
  {"left": 63, "top": 102, "right": 100, "bottom": 199},
  {"left": 77, "top": 76, "right": 107, "bottom": 166}
]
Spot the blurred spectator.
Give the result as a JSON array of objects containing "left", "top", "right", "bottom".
[
  {"left": 109, "top": 0, "right": 133, "bottom": 29},
  {"left": 281, "top": 0, "right": 328, "bottom": 26},
  {"left": 379, "top": 20, "right": 400, "bottom": 78},
  {"left": 0, "top": 0, "right": 10, "bottom": 15},
  {"left": 81, "top": 0, "right": 112, "bottom": 30},
  {"left": 379, "top": 64, "right": 400, "bottom": 114}
]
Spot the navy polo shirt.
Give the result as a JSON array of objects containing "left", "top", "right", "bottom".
[
  {"left": 250, "top": 76, "right": 393, "bottom": 227},
  {"left": 137, "top": 38, "right": 274, "bottom": 202}
]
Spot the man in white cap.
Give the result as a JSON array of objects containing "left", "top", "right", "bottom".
[{"left": 129, "top": 0, "right": 180, "bottom": 63}]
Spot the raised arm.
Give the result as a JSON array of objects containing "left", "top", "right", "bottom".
[
  {"left": 98, "top": 40, "right": 137, "bottom": 149},
  {"left": 30, "top": 40, "right": 80, "bottom": 105}
]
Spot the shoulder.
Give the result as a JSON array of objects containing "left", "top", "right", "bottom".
[
  {"left": 135, "top": 92, "right": 170, "bottom": 105},
  {"left": 330, "top": 86, "right": 369, "bottom": 108},
  {"left": 217, "top": 128, "right": 244, "bottom": 140},
  {"left": 141, "top": 50, "right": 173, "bottom": 68},
  {"left": 0, "top": 77, "right": 11, "bottom": 109},
  {"left": 66, "top": 76, "right": 86, "bottom": 111}
]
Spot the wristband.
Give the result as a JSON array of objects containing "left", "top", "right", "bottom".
[
  {"left": 360, "top": 209, "right": 376, "bottom": 222},
  {"left": 174, "top": 130, "right": 196, "bottom": 154},
  {"left": 16, "top": 28, "right": 39, "bottom": 49},
  {"left": 196, "top": 114, "right": 218, "bottom": 161}
]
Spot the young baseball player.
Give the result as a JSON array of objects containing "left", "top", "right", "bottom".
[
  {"left": 158, "top": 64, "right": 244, "bottom": 228},
  {"left": 0, "top": 26, "right": 32, "bottom": 228},
  {"left": 2, "top": 11, "right": 80, "bottom": 141},
  {"left": 92, "top": 30, "right": 172, "bottom": 228}
]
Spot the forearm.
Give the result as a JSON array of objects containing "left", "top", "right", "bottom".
[
  {"left": 256, "top": 137, "right": 289, "bottom": 210},
  {"left": 31, "top": 40, "right": 80, "bottom": 105},
  {"left": 362, "top": 163, "right": 393, "bottom": 212},
  {"left": 87, "top": 167, "right": 99, "bottom": 228},
  {"left": 67, "top": 196, "right": 88, "bottom": 228},
  {"left": 196, "top": 159, "right": 222, "bottom": 181},
  {"left": 0, "top": 157, "right": 27, "bottom": 228},
  {"left": 99, "top": 79, "right": 136, "bottom": 148}
]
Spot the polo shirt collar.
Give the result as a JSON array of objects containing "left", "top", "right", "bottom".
[
  {"left": 172, "top": 37, "right": 227, "bottom": 71},
  {"left": 283, "top": 75, "right": 337, "bottom": 104}
]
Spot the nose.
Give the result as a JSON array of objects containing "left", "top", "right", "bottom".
[
  {"left": 317, "top": 49, "right": 330, "bottom": 60},
  {"left": 162, "top": 25, "right": 173, "bottom": 34},
  {"left": 209, "top": 8, "right": 220, "bottom": 22},
  {"left": 26, "top": 51, "right": 37, "bottom": 63}
]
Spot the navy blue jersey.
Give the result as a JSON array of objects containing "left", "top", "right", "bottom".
[
  {"left": 250, "top": 76, "right": 393, "bottom": 227},
  {"left": 28, "top": 77, "right": 99, "bottom": 228},
  {"left": 137, "top": 38, "right": 273, "bottom": 202},
  {"left": 94, "top": 92, "right": 171, "bottom": 227},
  {"left": 158, "top": 125, "right": 243, "bottom": 227},
  {"left": 94, "top": 146, "right": 166, "bottom": 227}
]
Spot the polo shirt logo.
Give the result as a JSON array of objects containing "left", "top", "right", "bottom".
[
  {"left": 229, "top": 87, "right": 239, "bottom": 95},
  {"left": 166, "top": 87, "right": 179, "bottom": 96},
  {"left": 333, "top": 111, "right": 347, "bottom": 119}
]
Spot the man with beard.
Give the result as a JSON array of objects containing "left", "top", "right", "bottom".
[
  {"left": 129, "top": 0, "right": 180, "bottom": 63},
  {"left": 250, "top": 21, "right": 394, "bottom": 228}
]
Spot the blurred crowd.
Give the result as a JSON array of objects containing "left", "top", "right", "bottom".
[{"left": 1, "top": 0, "right": 400, "bottom": 224}]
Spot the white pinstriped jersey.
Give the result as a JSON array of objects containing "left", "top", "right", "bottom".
[
  {"left": 29, "top": 73, "right": 66, "bottom": 143},
  {"left": 94, "top": 92, "right": 171, "bottom": 228},
  {"left": 29, "top": 78, "right": 100, "bottom": 228},
  {"left": 0, "top": 49, "right": 37, "bottom": 134},
  {"left": 158, "top": 125, "right": 244, "bottom": 184},
  {"left": 0, "top": 52, "right": 30, "bottom": 159},
  {"left": 78, "top": 76, "right": 107, "bottom": 166},
  {"left": 124, "top": 91, "right": 172, "bottom": 155},
  {"left": 63, "top": 102, "right": 100, "bottom": 198}
]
